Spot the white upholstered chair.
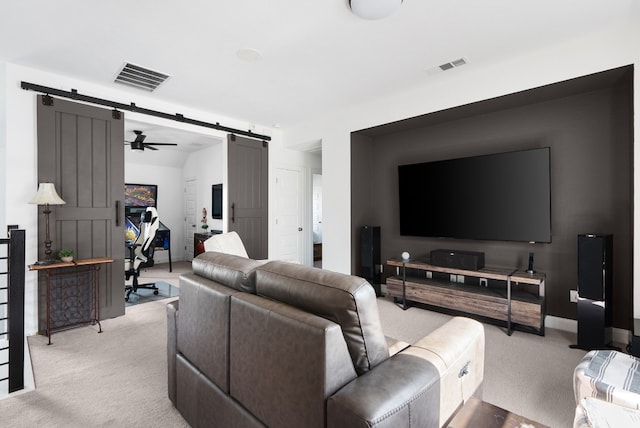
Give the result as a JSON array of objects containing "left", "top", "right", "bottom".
[{"left": 202, "top": 231, "right": 249, "bottom": 258}]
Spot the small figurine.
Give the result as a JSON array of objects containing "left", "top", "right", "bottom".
[{"left": 201, "top": 207, "right": 209, "bottom": 230}]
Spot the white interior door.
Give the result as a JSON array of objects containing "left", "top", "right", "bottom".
[
  {"left": 184, "top": 178, "right": 197, "bottom": 261},
  {"left": 274, "top": 167, "right": 303, "bottom": 263}
]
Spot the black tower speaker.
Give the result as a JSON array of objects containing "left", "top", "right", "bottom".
[
  {"left": 360, "top": 226, "right": 381, "bottom": 296},
  {"left": 575, "top": 234, "right": 613, "bottom": 350}
]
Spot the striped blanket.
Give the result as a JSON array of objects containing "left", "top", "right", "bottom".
[{"left": 574, "top": 350, "right": 640, "bottom": 409}]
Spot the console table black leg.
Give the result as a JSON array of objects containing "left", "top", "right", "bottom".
[
  {"left": 402, "top": 263, "right": 409, "bottom": 310},
  {"left": 507, "top": 277, "right": 512, "bottom": 336}
]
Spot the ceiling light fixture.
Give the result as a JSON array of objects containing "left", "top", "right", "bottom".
[
  {"left": 349, "top": 0, "right": 402, "bottom": 20},
  {"left": 236, "top": 48, "right": 263, "bottom": 62}
]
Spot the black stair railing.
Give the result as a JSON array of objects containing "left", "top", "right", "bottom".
[{"left": 0, "top": 228, "right": 25, "bottom": 393}]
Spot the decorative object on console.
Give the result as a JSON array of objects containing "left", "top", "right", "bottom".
[
  {"left": 201, "top": 207, "right": 208, "bottom": 230},
  {"left": 58, "top": 249, "right": 74, "bottom": 263},
  {"left": 401, "top": 251, "right": 410, "bottom": 261},
  {"left": 349, "top": 0, "right": 402, "bottom": 20},
  {"left": 527, "top": 251, "right": 535, "bottom": 274},
  {"left": 430, "top": 249, "right": 485, "bottom": 271},
  {"left": 29, "top": 182, "right": 66, "bottom": 263}
]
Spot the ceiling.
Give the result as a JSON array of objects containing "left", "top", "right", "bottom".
[{"left": 1, "top": 1, "right": 638, "bottom": 144}]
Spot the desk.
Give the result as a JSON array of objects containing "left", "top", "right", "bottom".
[
  {"left": 154, "top": 223, "right": 172, "bottom": 272},
  {"left": 29, "top": 257, "right": 113, "bottom": 345}
]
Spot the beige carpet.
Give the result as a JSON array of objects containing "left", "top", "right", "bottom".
[
  {"left": 0, "top": 261, "right": 586, "bottom": 427},
  {"left": 4, "top": 297, "right": 187, "bottom": 428}
]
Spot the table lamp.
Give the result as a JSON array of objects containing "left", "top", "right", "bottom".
[{"left": 29, "top": 182, "right": 66, "bottom": 263}]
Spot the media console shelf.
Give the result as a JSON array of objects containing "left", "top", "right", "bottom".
[{"left": 386, "top": 257, "right": 545, "bottom": 335}]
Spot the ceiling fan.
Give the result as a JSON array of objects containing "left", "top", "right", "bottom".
[{"left": 125, "top": 130, "right": 178, "bottom": 151}]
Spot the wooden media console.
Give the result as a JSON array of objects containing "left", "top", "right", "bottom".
[{"left": 386, "top": 257, "right": 546, "bottom": 335}]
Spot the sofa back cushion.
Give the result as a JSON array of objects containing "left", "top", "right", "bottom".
[
  {"left": 192, "top": 251, "right": 264, "bottom": 293},
  {"left": 255, "top": 261, "right": 389, "bottom": 375},
  {"left": 230, "top": 293, "right": 357, "bottom": 428}
]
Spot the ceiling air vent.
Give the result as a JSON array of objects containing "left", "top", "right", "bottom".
[
  {"left": 425, "top": 57, "right": 468, "bottom": 76},
  {"left": 114, "top": 62, "right": 171, "bottom": 92},
  {"left": 439, "top": 58, "right": 467, "bottom": 71}
]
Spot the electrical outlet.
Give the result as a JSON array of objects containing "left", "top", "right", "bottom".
[{"left": 570, "top": 289, "right": 578, "bottom": 303}]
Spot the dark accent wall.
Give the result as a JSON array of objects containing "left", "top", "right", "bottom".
[{"left": 351, "top": 66, "right": 633, "bottom": 328}]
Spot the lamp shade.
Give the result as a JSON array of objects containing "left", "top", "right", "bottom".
[
  {"left": 350, "top": 0, "right": 402, "bottom": 20},
  {"left": 28, "top": 182, "right": 66, "bottom": 205}
]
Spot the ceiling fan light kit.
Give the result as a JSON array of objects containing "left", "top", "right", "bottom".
[{"left": 349, "top": 0, "right": 402, "bottom": 20}]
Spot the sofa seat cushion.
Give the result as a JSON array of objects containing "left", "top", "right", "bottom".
[
  {"left": 192, "top": 251, "right": 265, "bottom": 293},
  {"left": 255, "top": 260, "right": 389, "bottom": 375}
]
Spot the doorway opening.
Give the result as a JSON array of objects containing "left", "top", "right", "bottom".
[{"left": 312, "top": 173, "right": 323, "bottom": 268}]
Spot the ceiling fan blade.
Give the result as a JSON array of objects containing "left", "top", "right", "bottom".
[
  {"left": 126, "top": 131, "right": 178, "bottom": 151},
  {"left": 133, "top": 130, "right": 146, "bottom": 144}
]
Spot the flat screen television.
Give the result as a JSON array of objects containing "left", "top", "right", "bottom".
[
  {"left": 398, "top": 147, "right": 551, "bottom": 243},
  {"left": 124, "top": 183, "right": 157, "bottom": 209},
  {"left": 212, "top": 184, "right": 223, "bottom": 219}
]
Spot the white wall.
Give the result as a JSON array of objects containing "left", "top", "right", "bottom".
[
  {"left": 183, "top": 141, "right": 226, "bottom": 248},
  {"left": 0, "top": 62, "right": 281, "bottom": 342},
  {"left": 0, "top": 63, "right": 6, "bottom": 231},
  {"left": 124, "top": 161, "right": 184, "bottom": 264},
  {"left": 285, "top": 23, "right": 640, "bottom": 317}
]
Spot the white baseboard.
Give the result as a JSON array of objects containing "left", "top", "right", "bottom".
[{"left": 545, "top": 315, "right": 630, "bottom": 345}]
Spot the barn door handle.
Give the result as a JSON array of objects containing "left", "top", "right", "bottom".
[
  {"left": 115, "top": 200, "right": 121, "bottom": 226},
  {"left": 231, "top": 203, "right": 235, "bottom": 223}
]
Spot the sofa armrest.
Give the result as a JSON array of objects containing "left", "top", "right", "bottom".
[
  {"left": 327, "top": 351, "right": 441, "bottom": 428},
  {"left": 327, "top": 317, "right": 484, "bottom": 428},
  {"left": 410, "top": 317, "right": 485, "bottom": 425},
  {"left": 166, "top": 300, "right": 179, "bottom": 405}
]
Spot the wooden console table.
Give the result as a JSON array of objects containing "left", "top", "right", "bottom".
[
  {"left": 29, "top": 257, "right": 113, "bottom": 344},
  {"left": 386, "top": 257, "right": 546, "bottom": 335}
]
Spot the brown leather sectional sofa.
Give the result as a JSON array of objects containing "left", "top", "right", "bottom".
[{"left": 167, "top": 252, "right": 485, "bottom": 427}]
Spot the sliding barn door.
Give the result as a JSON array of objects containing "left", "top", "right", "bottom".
[
  {"left": 37, "top": 95, "right": 125, "bottom": 321},
  {"left": 227, "top": 134, "right": 268, "bottom": 259}
]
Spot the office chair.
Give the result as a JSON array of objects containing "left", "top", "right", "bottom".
[{"left": 125, "top": 207, "right": 160, "bottom": 301}]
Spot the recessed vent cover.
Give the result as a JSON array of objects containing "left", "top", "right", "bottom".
[
  {"left": 114, "top": 62, "right": 171, "bottom": 92},
  {"left": 425, "top": 57, "right": 468, "bottom": 76},
  {"left": 439, "top": 58, "right": 467, "bottom": 71}
]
